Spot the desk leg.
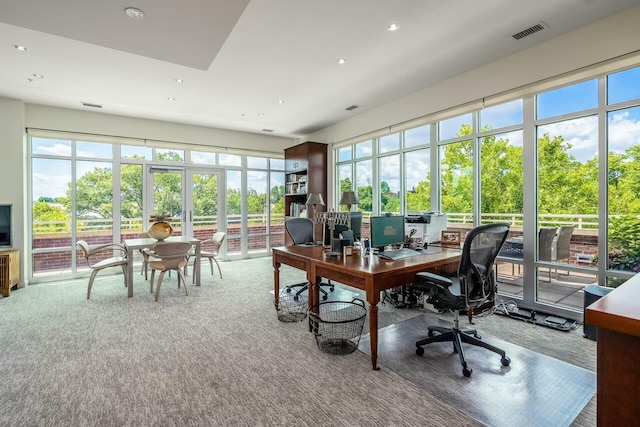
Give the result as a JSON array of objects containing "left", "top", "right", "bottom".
[
  {"left": 308, "top": 271, "right": 320, "bottom": 333},
  {"left": 273, "top": 260, "right": 281, "bottom": 311},
  {"left": 126, "top": 246, "right": 134, "bottom": 298},
  {"left": 369, "top": 303, "right": 379, "bottom": 370}
]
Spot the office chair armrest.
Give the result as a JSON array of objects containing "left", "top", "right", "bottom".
[{"left": 413, "top": 272, "right": 453, "bottom": 290}]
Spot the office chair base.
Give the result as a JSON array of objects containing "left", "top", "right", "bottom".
[
  {"left": 285, "top": 282, "right": 331, "bottom": 301},
  {"left": 416, "top": 326, "right": 510, "bottom": 377}
]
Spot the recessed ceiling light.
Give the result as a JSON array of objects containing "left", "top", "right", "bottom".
[
  {"left": 387, "top": 23, "right": 400, "bottom": 31},
  {"left": 13, "top": 44, "right": 28, "bottom": 51},
  {"left": 258, "top": 113, "right": 265, "bottom": 117},
  {"left": 167, "top": 97, "right": 175, "bottom": 101},
  {"left": 174, "top": 78, "right": 183, "bottom": 83},
  {"left": 277, "top": 100, "right": 284, "bottom": 104},
  {"left": 124, "top": 7, "right": 145, "bottom": 19},
  {"left": 32, "top": 74, "right": 44, "bottom": 79},
  {"left": 338, "top": 58, "right": 346, "bottom": 64}
]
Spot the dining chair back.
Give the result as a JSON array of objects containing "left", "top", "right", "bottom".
[{"left": 148, "top": 241, "right": 192, "bottom": 302}]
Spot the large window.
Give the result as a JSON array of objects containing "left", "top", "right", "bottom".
[
  {"left": 333, "top": 61, "right": 640, "bottom": 318},
  {"left": 29, "top": 135, "right": 284, "bottom": 281}
]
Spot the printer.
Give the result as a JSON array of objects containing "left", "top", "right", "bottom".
[{"left": 405, "top": 212, "right": 447, "bottom": 244}]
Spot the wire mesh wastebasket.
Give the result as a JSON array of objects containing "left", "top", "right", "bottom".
[
  {"left": 276, "top": 290, "right": 308, "bottom": 322},
  {"left": 308, "top": 298, "right": 367, "bottom": 355}
]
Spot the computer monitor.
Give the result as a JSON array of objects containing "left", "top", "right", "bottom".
[
  {"left": 350, "top": 212, "right": 363, "bottom": 240},
  {"left": 370, "top": 215, "right": 405, "bottom": 251}
]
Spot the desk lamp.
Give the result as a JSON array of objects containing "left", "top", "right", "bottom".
[
  {"left": 339, "top": 190, "right": 359, "bottom": 229},
  {"left": 305, "top": 192, "right": 325, "bottom": 243}
]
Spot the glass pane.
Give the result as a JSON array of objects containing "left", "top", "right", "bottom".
[
  {"left": 440, "top": 140, "right": 473, "bottom": 225},
  {"left": 338, "top": 164, "right": 353, "bottom": 212},
  {"left": 247, "top": 156, "right": 267, "bottom": 169},
  {"left": 192, "top": 151, "right": 216, "bottom": 165},
  {"left": 32, "top": 158, "right": 72, "bottom": 261},
  {"left": 355, "top": 140, "right": 372, "bottom": 158},
  {"left": 271, "top": 158, "right": 285, "bottom": 170},
  {"left": 220, "top": 153, "right": 241, "bottom": 167},
  {"left": 120, "top": 164, "right": 143, "bottom": 241},
  {"left": 338, "top": 146, "right": 352, "bottom": 162},
  {"left": 536, "top": 79, "right": 598, "bottom": 119},
  {"left": 226, "top": 170, "right": 242, "bottom": 255},
  {"left": 76, "top": 141, "right": 112, "bottom": 159},
  {"left": 405, "top": 148, "right": 430, "bottom": 212},
  {"left": 480, "top": 99, "right": 523, "bottom": 130},
  {"left": 32, "top": 137, "right": 71, "bottom": 156},
  {"left": 76, "top": 161, "right": 114, "bottom": 240},
  {"left": 439, "top": 113, "right": 472, "bottom": 141},
  {"left": 247, "top": 171, "right": 268, "bottom": 254},
  {"left": 355, "top": 160, "right": 372, "bottom": 214},
  {"left": 379, "top": 133, "right": 400, "bottom": 153},
  {"left": 608, "top": 66, "right": 640, "bottom": 105},
  {"left": 121, "top": 145, "right": 152, "bottom": 160},
  {"left": 192, "top": 173, "right": 219, "bottom": 242},
  {"left": 405, "top": 125, "right": 430, "bottom": 148},
  {"left": 480, "top": 130, "right": 523, "bottom": 224},
  {"left": 537, "top": 115, "right": 599, "bottom": 303},
  {"left": 379, "top": 154, "right": 400, "bottom": 214},
  {"left": 607, "top": 105, "right": 640, "bottom": 275},
  {"left": 151, "top": 171, "right": 183, "bottom": 234},
  {"left": 156, "top": 148, "right": 184, "bottom": 162},
  {"left": 270, "top": 171, "right": 285, "bottom": 248}
]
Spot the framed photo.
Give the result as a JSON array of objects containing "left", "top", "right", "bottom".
[{"left": 441, "top": 230, "right": 461, "bottom": 246}]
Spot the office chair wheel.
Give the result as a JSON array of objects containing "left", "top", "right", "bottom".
[
  {"left": 427, "top": 330, "right": 435, "bottom": 337},
  {"left": 322, "top": 294, "right": 328, "bottom": 300},
  {"left": 329, "top": 285, "right": 335, "bottom": 292},
  {"left": 474, "top": 333, "right": 481, "bottom": 339},
  {"left": 293, "top": 295, "right": 300, "bottom": 301},
  {"left": 286, "top": 288, "right": 292, "bottom": 293},
  {"left": 501, "top": 356, "right": 511, "bottom": 367},
  {"left": 463, "top": 367, "right": 473, "bottom": 378},
  {"left": 416, "top": 346, "right": 424, "bottom": 356}
]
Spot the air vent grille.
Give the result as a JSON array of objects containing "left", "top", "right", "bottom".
[
  {"left": 345, "top": 105, "right": 359, "bottom": 111},
  {"left": 512, "top": 22, "right": 547, "bottom": 40},
  {"left": 82, "top": 102, "right": 103, "bottom": 109},
  {"left": 262, "top": 129, "right": 274, "bottom": 132}
]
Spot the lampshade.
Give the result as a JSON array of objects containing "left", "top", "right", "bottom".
[
  {"left": 305, "top": 192, "right": 325, "bottom": 206},
  {"left": 339, "top": 191, "right": 359, "bottom": 207}
]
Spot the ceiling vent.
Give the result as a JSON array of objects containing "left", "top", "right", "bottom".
[
  {"left": 262, "top": 129, "right": 274, "bottom": 132},
  {"left": 82, "top": 102, "right": 102, "bottom": 109},
  {"left": 512, "top": 22, "right": 548, "bottom": 40},
  {"left": 345, "top": 105, "right": 359, "bottom": 111}
]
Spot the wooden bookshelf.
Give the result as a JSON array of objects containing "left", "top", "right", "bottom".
[{"left": 284, "top": 141, "right": 327, "bottom": 244}]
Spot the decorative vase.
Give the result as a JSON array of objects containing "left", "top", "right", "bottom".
[{"left": 148, "top": 215, "right": 173, "bottom": 241}]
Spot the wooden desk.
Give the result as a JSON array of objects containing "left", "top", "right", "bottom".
[
  {"left": 585, "top": 275, "right": 640, "bottom": 425},
  {"left": 272, "top": 246, "right": 460, "bottom": 370},
  {"left": 123, "top": 236, "right": 201, "bottom": 298}
]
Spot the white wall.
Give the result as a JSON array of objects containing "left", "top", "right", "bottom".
[
  {"left": 0, "top": 98, "right": 25, "bottom": 286},
  {"left": 306, "top": 6, "right": 640, "bottom": 145}
]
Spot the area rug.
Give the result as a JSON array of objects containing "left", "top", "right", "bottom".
[{"left": 358, "top": 313, "right": 595, "bottom": 427}]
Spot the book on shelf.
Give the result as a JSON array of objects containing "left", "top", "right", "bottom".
[{"left": 289, "top": 203, "right": 307, "bottom": 218}]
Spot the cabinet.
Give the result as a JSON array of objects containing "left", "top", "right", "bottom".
[
  {"left": 284, "top": 141, "right": 327, "bottom": 244},
  {"left": 0, "top": 249, "right": 19, "bottom": 297}
]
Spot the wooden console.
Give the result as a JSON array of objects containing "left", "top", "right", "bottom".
[{"left": 0, "top": 249, "right": 19, "bottom": 297}]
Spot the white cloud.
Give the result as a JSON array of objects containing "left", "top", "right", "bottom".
[
  {"left": 32, "top": 172, "right": 70, "bottom": 199},
  {"left": 608, "top": 110, "right": 640, "bottom": 154},
  {"left": 36, "top": 143, "right": 71, "bottom": 156}
]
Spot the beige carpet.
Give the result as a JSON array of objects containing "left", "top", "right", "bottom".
[{"left": 0, "top": 257, "right": 596, "bottom": 426}]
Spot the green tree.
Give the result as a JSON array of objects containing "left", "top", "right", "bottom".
[{"left": 32, "top": 201, "right": 69, "bottom": 232}]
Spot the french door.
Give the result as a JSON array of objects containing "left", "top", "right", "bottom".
[{"left": 146, "top": 166, "right": 223, "bottom": 240}]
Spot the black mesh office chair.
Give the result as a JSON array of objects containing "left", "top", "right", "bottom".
[
  {"left": 412, "top": 223, "right": 511, "bottom": 377},
  {"left": 284, "top": 218, "right": 333, "bottom": 300}
]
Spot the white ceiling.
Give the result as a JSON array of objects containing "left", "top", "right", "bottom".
[{"left": 1, "top": 0, "right": 640, "bottom": 139}]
